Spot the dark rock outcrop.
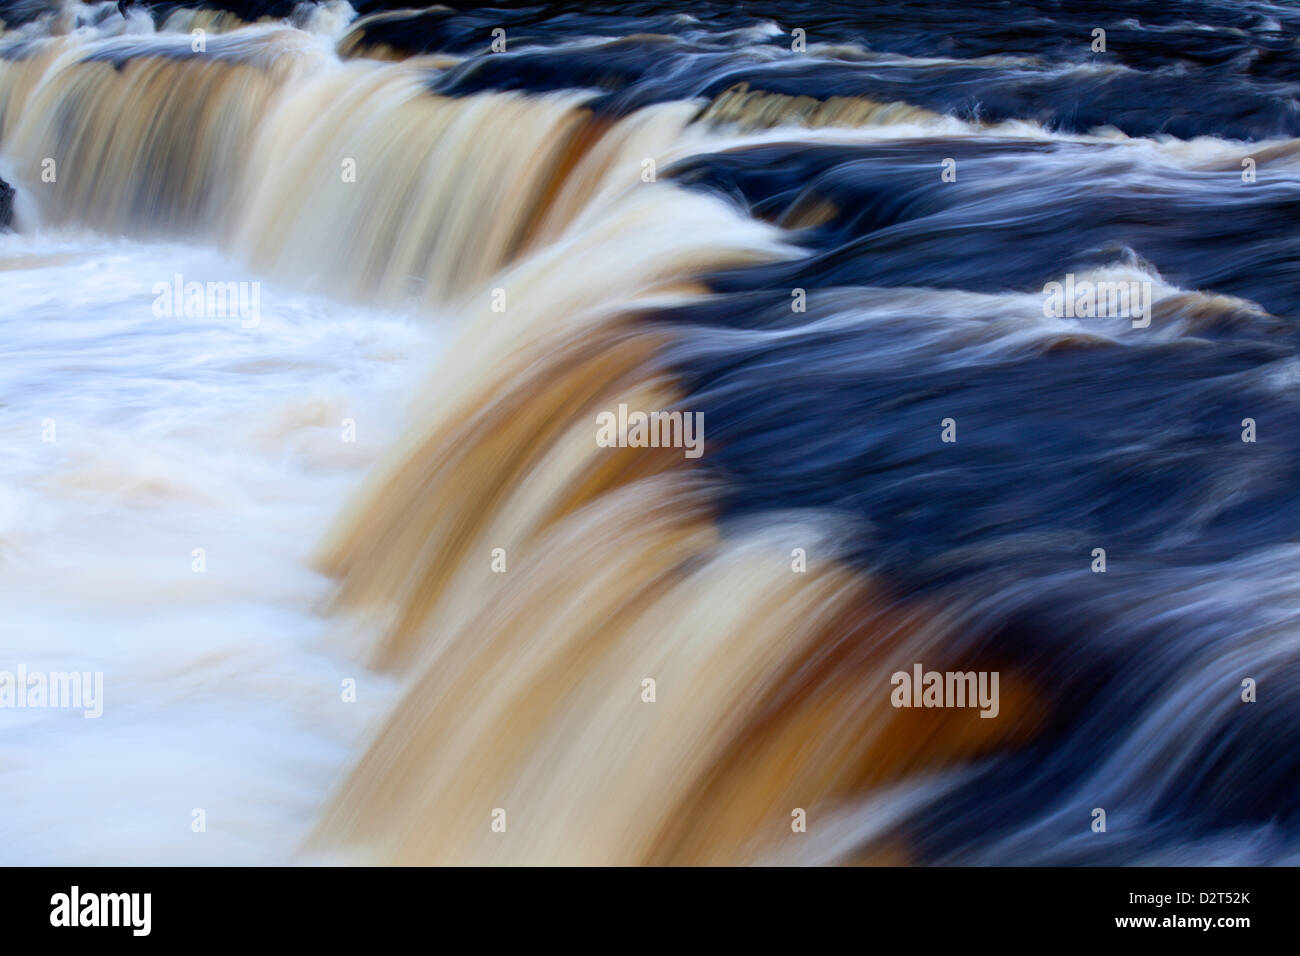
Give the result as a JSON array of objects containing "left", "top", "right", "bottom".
[{"left": 0, "top": 176, "right": 13, "bottom": 231}]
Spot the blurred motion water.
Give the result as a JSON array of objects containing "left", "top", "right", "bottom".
[{"left": 0, "top": 0, "right": 1297, "bottom": 864}]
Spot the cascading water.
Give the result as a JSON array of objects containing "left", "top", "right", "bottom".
[{"left": 1, "top": 0, "right": 1298, "bottom": 866}]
